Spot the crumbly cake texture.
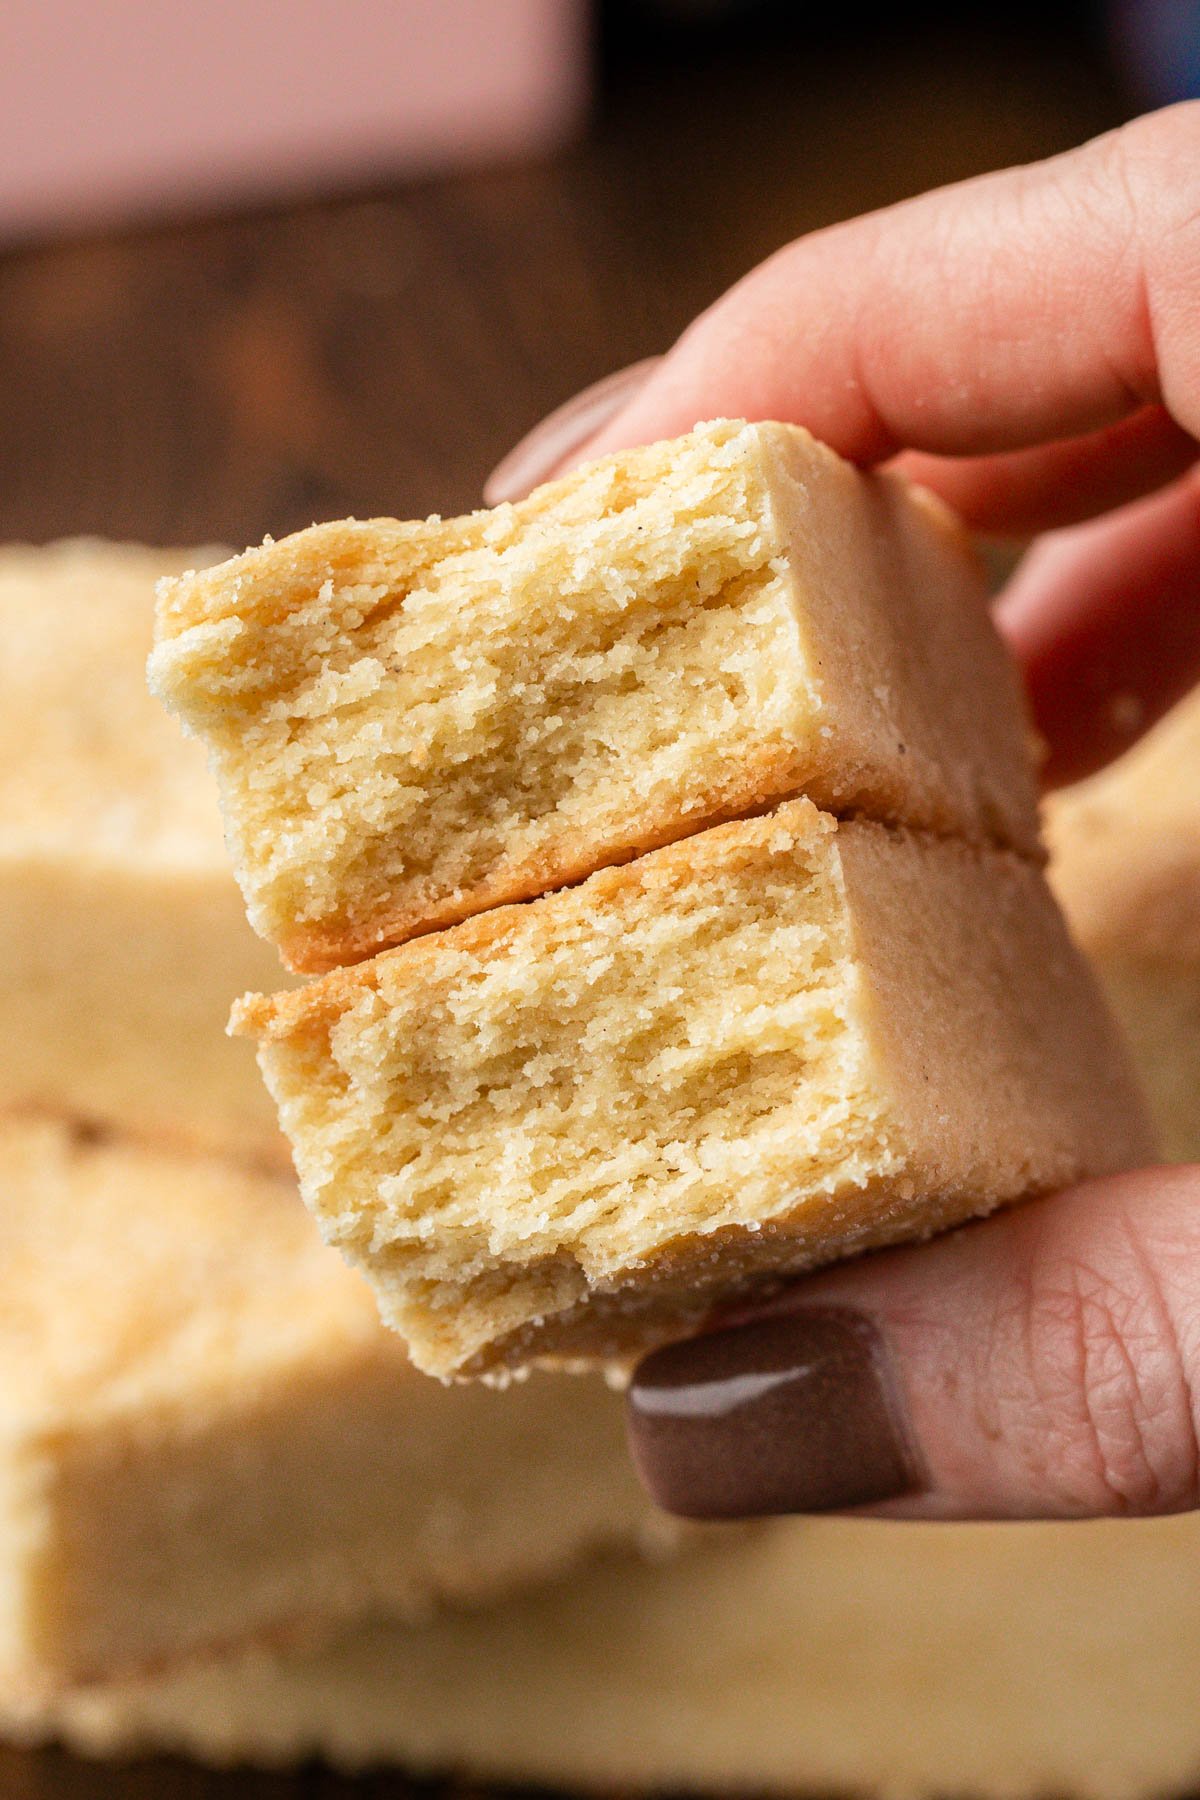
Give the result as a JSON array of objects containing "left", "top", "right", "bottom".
[
  {"left": 1048, "top": 687, "right": 1200, "bottom": 1162},
  {"left": 18, "top": 1513, "right": 1200, "bottom": 1800},
  {"left": 235, "top": 800, "right": 1152, "bottom": 1379},
  {"left": 150, "top": 419, "right": 1039, "bottom": 973},
  {"left": 0, "top": 1118, "right": 652, "bottom": 1696},
  {"left": 0, "top": 541, "right": 289, "bottom": 1166}
]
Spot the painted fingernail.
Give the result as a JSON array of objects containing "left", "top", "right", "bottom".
[
  {"left": 484, "top": 356, "right": 661, "bottom": 505},
  {"left": 626, "top": 1307, "right": 919, "bottom": 1519}
]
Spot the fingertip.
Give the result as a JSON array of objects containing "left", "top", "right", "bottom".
[
  {"left": 483, "top": 358, "right": 662, "bottom": 505},
  {"left": 625, "top": 1307, "right": 919, "bottom": 1520}
]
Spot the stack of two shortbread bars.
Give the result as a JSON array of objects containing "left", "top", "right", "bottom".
[
  {"left": 148, "top": 419, "right": 1148, "bottom": 1377},
  {"left": 10, "top": 424, "right": 1200, "bottom": 1800}
]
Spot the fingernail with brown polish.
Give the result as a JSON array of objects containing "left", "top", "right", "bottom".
[
  {"left": 484, "top": 356, "right": 661, "bottom": 505},
  {"left": 626, "top": 1307, "right": 920, "bottom": 1519}
]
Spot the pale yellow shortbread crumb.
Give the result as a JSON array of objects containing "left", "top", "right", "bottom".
[
  {"left": 1048, "top": 687, "right": 1200, "bottom": 1162},
  {"left": 15, "top": 692, "right": 1200, "bottom": 1800},
  {"left": 236, "top": 800, "right": 1152, "bottom": 1378},
  {"left": 0, "top": 541, "right": 289, "bottom": 1165},
  {"left": 0, "top": 1118, "right": 652, "bottom": 1695},
  {"left": 151, "top": 420, "right": 1039, "bottom": 972},
  {"left": 18, "top": 1514, "right": 1200, "bottom": 1800}
]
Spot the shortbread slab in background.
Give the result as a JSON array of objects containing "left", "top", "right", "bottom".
[
  {"left": 1049, "top": 686, "right": 1200, "bottom": 1163},
  {"left": 151, "top": 420, "right": 1039, "bottom": 972},
  {"left": 0, "top": 542, "right": 288, "bottom": 1166},
  {"left": 0, "top": 1119, "right": 653, "bottom": 1695},
  {"left": 20, "top": 706, "right": 1200, "bottom": 1799},
  {"left": 236, "top": 800, "right": 1152, "bottom": 1378},
  {"left": 19, "top": 1514, "right": 1200, "bottom": 1800}
]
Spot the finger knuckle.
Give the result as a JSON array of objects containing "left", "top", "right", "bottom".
[
  {"left": 1016, "top": 1231, "right": 1198, "bottom": 1514},
  {"left": 1117, "top": 99, "right": 1200, "bottom": 179},
  {"left": 1111, "top": 103, "right": 1200, "bottom": 243}
]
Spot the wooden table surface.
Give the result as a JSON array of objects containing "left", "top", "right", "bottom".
[{"left": 0, "top": 17, "right": 1126, "bottom": 1799}]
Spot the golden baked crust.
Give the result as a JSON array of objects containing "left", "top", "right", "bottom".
[
  {"left": 20, "top": 1513, "right": 1200, "bottom": 1800},
  {"left": 235, "top": 801, "right": 1152, "bottom": 1378},
  {"left": 151, "top": 420, "right": 1039, "bottom": 972},
  {"left": 0, "top": 541, "right": 289, "bottom": 1165},
  {"left": 0, "top": 1118, "right": 651, "bottom": 1694},
  {"left": 1048, "top": 687, "right": 1200, "bottom": 1161}
]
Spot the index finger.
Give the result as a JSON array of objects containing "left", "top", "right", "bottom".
[{"left": 578, "top": 103, "right": 1200, "bottom": 469}]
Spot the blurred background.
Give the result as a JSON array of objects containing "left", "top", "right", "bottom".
[
  {"left": 0, "top": 0, "right": 1193, "bottom": 549},
  {"left": 3, "top": 5, "right": 1200, "bottom": 1799}
]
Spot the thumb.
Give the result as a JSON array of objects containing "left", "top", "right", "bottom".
[{"left": 626, "top": 1168, "right": 1200, "bottom": 1521}]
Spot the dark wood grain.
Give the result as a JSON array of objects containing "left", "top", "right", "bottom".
[
  {"left": 0, "top": 20, "right": 1125, "bottom": 1800},
  {"left": 0, "top": 27, "right": 1122, "bottom": 548}
]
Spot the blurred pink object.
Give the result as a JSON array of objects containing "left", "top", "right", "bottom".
[{"left": 0, "top": 0, "right": 589, "bottom": 237}]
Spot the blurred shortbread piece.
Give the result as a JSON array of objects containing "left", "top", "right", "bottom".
[
  {"left": 0, "top": 542, "right": 288, "bottom": 1165},
  {"left": 21, "top": 1514, "right": 1200, "bottom": 1800},
  {"left": 0, "top": 1118, "right": 651, "bottom": 1695},
  {"left": 235, "top": 801, "right": 1152, "bottom": 1378},
  {"left": 150, "top": 420, "right": 1039, "bottom": 972},
  {"left": 1048, "top": 689, "right": 1200, "bottom": 1162}
]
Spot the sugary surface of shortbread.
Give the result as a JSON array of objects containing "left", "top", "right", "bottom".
[
  {"left": 1048, "top": 688, "right": 1200, "bottom": 1162},
  {"left": 236, "top": 800, "right": 1152, "bottom": 1378},
  {"left": 0, "top": 1119, "right": 652, "bottom": 1695},
  {"left": 24, "top": 1513, "right": 1200, "bottom": 1800},
  {"left": 0, "top": 542, "right": 288, "bottom": 1165},
  {"left": 151, "top": 420, "right": 1039, "bottom": 972}
]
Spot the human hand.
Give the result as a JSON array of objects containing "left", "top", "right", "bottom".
[{"left": 488, "top": 103, "right": 1200, "bottom": 1523}]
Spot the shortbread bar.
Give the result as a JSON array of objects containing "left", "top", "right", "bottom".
[
  {"left": 24, "top": 1513, "right": 1200, "bottom": 1800},
  {"left": 150, "top": 420, "right": 1039, "bottom": 972},
  {"left": 235, "top": 800, "right": 1152, "bottom": 1378},
  {"left": 0, "top": 1119, "right": 651, "bottom": 1695},
  {"left": 1048, "top": 688, "right": 1200, "bottom": 1163},
  {"left": 0, "top": 542, "right": 288, "bottom": 1165}
]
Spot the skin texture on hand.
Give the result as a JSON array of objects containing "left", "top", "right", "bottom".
[
  {"left": 488, "top": 104, "right": 1200, "bottom": 1523},
  {"left": 627, "top": 1172, "right": 1200, "bottom": 1521}
]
